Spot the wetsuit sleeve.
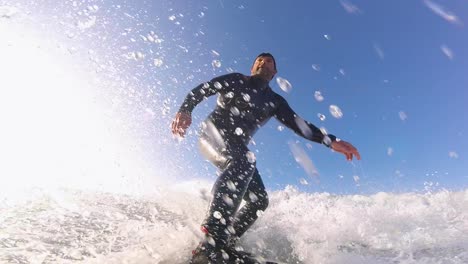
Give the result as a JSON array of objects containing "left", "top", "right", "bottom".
[
  {"left": 274, "top": 96, "right": 337, "bottom": 147},
  {"left": 178, "top": 73, "right": 240, "bottom": 114}
]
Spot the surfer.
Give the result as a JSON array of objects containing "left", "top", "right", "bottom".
[{"left": 171, "top": 53, "right": 360, "bottom": 263}]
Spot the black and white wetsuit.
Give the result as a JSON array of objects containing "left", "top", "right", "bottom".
[{"left": 178, "top": 73, "right": 336, "bottom": 250}]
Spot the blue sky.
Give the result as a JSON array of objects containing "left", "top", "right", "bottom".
[
  {"left": 146, "top": 0, "right": 467, "bottom": 194},
  {"left": 6, "top": 0, "right": 467, "bottom": 194}
]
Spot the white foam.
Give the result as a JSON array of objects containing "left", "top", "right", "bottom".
[{"left": 0, "top": 186, "right": 466, "bottom": 263}]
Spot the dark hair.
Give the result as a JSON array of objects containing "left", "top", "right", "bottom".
[{"left": 255, "top": 52, "right": 277, "bottom": 70}]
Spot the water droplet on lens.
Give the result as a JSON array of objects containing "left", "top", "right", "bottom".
[
  {"left": 212, "top": 59, "right": 221, "bottom": 68},
  {"left": 318, "top": 113, "right": 326, "bottom": 121},
  {"left": 276, "top": 77, "right": 292, "bottom": 93},
  {"left": 214, "top": 82, "right": 222, "bottom": 89},
  {"left": 234, "top": 127, "right": 243, "bottom": 136},
  {"left": 230, "top": 107, "right": 240, "bottom": 116},
  {"left": 329, "top": 105, "right": 343, "bottom": 119},
  {"left": 213, "top": 211, "right": 222, "bottom": 219},
  {"left": 314, "top": 91, "right": 324, "bottom": 102}
]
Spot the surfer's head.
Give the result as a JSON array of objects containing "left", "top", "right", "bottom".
[{"left": 251, "top": 53, "right": 277, "bottom": 81}]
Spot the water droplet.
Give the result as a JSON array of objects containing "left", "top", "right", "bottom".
[
  {"left": 77, "top": 16, "right": 96, "bottom": 30},
  {"left": 242, "top": 93, "right": 250, "bottom": 102},
  {"left": 0, "top": 6, "right": 18, "bottom": 18},
  {"left": 168, "top": 15, "right": 176, "bottom": 21},
  {"left": 288, "top": 141, "right": 319, "bottom": 178},
  {"left": 441, "top": 45, "right": 454, "bottom": 60},
  {"left": 212, "top": 59, "right": 221, "bottom": 68},
  {"left": 324, "top": 34, "right": 331, "bottom": 40},
  {"left": 213, "top": 211, "right": 222, "bottom": 219},
  {"left": 87, "top": 5, "right": 99, "bottom": 12},
  {"left": 213, "top": 82, "right": 222, "bottom": 89},
  {"left": 423, "top": 0, "right": 461, "bottom": 25},
  {"left": 318, "top": 113, "right": 326, "bottom": 121},
  {"left": 153, "top": 58, "right": 163, "bottom": 67},
  {"left": 234, "top": 127, "right": 243, "bottom": 136},
  {"left": 387, "top": 147, "right": 393, "bottom": 156},
  {"left": 277, "top": 125, "right": 285, "bottom": 131},
  {"left": 67, "top": 47, "right": 77, "bottom": 54},
  {"left": 246, "top": 151, "right": 256, "bottom": 163},
  {"left": 329, "top": 105, "right": 343, "bottom": 119},
  {"left": 373, "top": 43, "right": 385, "bottom": 60},
  {"left": 135, "top": 52, "right": 145, "bottom": 60},
  {"left": 248, "top": 192, "right": 258, "bottom": 202},
  {"left": 399, "top": 111, "right": 407, "bottom": 121},
  {"left": 312, "top": 64, "right": 320, "bottom": 71},
  {"left": 314, "top": 91, "right": 324, "bottom": 102},
  {"left": 207, "top": 236, "right": 216, "bottom": 246},
  {"left": 222, "top": 195, "right": 234, "bottom": 207},
  {"left": 340, "top": 0, "right": 362, "bottom": 14},
  {"left": 449, "top": 151, "right": 458, "bottom": 159},
  {"left": 226, "top": 180, "right": 236, "bottom": 191},
  {"left": 230, "top": 107, "right": 240, "bottom": 116},
  {"left": 299, "top": 178, "right": 309, "bottom": 185},
  {"left": 276, "top": 77, "right": 292, "bottom": 93}
]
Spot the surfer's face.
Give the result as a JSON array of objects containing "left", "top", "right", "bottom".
[{"left": 250, "top": 56, "right": 277, "bottom": 81}]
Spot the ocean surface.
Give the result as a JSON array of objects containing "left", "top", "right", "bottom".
[{"left": 1, "top": 186, "right": 466, "bottom": 264}]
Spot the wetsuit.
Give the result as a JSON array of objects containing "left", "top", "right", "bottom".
[{"left": 179, "top": 73, "right": 336, "bottom": 260}]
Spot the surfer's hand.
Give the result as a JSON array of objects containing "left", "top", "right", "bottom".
[
  {"left": 331, "top": 140, "right": 361, "bottom": 161},
  {"left": 171, "top": 112, "right": 192, "bottom": 137}
]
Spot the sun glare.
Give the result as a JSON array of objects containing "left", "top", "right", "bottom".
[{"left": 0, "top": 23, "right": 153, "bottom": 199}]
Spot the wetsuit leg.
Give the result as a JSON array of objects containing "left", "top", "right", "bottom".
[
  {"left": 231, "top": 168, "right": 269, "bottom": 238},
  {"left": 198, "top": 134, "right": 256, "bottom": 250}
]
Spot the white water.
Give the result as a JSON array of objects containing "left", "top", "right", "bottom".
[{"left": 1, "top": 186, "right": 466, "bottom": 264}]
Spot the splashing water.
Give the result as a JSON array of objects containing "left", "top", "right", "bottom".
[
  {"left": 276, "top": 77, "right": 292, "bottom": 93},
  {"left": 373, "top": 43, "right": 385, "bottom": 60},
  {"left": 387, "top": 147, "right": 394, "bottom": 156},
  {"left": 234, "top": 127, "right": 243, "bottom": 136},
  {"left": 0, "top": 5, "right": 18, "bottom": 18},
  {"left": 212, "top": 59, "right": 221, "bottom": 68},
  {"left": 314, "top": 91, "right": 324, "bottom": 102},
  {"left": 448, "top": 151, "right": 458, "bottom": 159},
  {"left": 399, "top": 111, "right": 407, "bottom": 121},
  {"left": 288, "top": 141, "right": 319, "bottom": 181},
  {"left": 153, "top": 58, "right": 164, "bottom": 67},
  {"left": 318, "top": 113, "right": 326, "bottom": 121},
  {"left": 329, "top": 105, "right": 344, "bottom": 119},
  {"left": 423, "top": 0, "right": 461, "bottom": 25},
  {"left": 1, "top": 187, "right": 466, "bottom": 264},
  {"left": 340, "top": 0, "right": 362, "bottom": 15},
  {"left": 441, "top": 45, "right": 454, "bottom": 60}
]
